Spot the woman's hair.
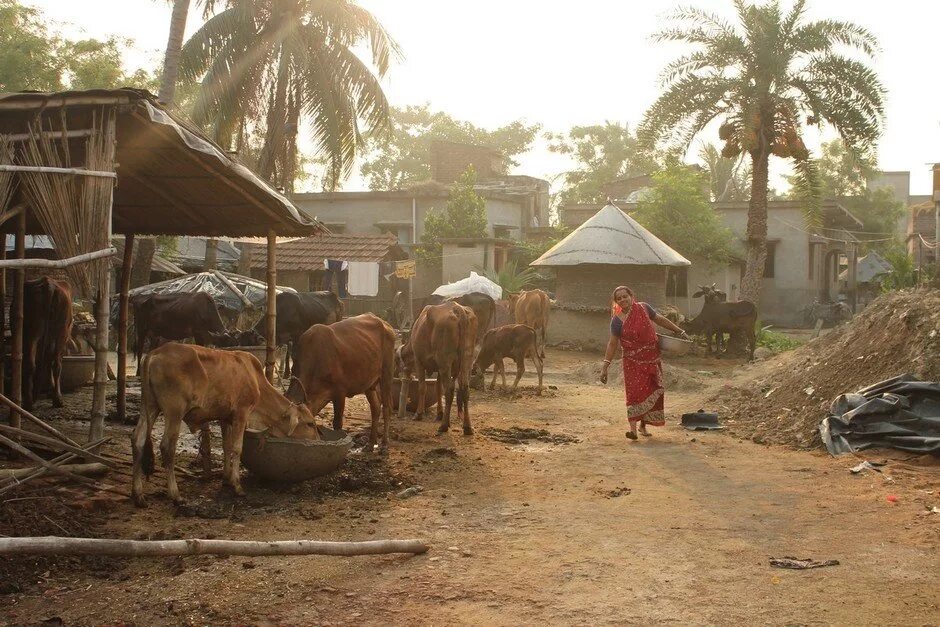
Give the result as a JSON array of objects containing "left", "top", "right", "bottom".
[{"left": 610, "top": 285, "right": 634, "bottom": 315}]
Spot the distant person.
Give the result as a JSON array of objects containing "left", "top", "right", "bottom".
[{"left": 600, "top": 285, "right": 688, "bottom": 440}]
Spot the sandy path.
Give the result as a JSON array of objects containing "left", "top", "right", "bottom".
[{"left": 3, "top": 350, "right": 938, "bottom": 626}]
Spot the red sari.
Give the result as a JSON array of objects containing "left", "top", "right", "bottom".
[{"left": 618, "top": 301, "right": 665, "bottom": 427}]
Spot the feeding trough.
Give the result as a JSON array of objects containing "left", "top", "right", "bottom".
[
  {"left": 240, "top": 427, "right": 352, "bottom": 482},
  {"left": 392, "top": 378, "right": 440, "bottom": 412},
  {"left": 61, "top": 355, "right": 96, "bottom": 392}
]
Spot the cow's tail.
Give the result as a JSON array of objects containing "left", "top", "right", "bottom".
[
  {"left": 489, "top": 297, "right": 496, "bottom": 331},
  {"left": 137, "top": 353, "right": 157, "bottom": 476}
]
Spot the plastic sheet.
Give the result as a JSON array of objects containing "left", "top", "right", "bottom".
[{"left": 432, "top": 271, "right": 502, "bottom": 301}]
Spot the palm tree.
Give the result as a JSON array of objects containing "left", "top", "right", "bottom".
[
  {"left": 158, "top": 0, "right": 193, "bottom": 105},
  {"left": 179, "top": 0, "right": 398, "bottom": 193},
  {"left": 639, "top": 0, "right": 885, "bottom": 304},
  {"left": 699, "top": 143, "right": 750, "bottom": 202}
]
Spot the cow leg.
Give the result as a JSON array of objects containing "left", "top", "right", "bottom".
[
  {"left": 488, "top": 363, "right": 498, "bottom": 391},
  {"left": 747, "top": 326, "right": 757, "bottom": 361},
  {"left": 131, "top": 401, "right": 158, "bottom": 508},
  {"left": 397, "top": 370, "right": 410, "bottom": 419},
  {"left": 198, "top": 424, "right": 213, "bottom": 477},
  {"left": 50, "top": 352, "right": 64, "bottom": 408},
  {"left": 414, "top": 366, "right": 427, "bottom": 421},
  {"left": 283, "top": 342, "right": 291, "bottom": 379},
  {"left": 459, "top": 382, "right": 472, "bottom": 435},
  {"left": 438, "top": 367, "right": 455, "bottom": 434},
  {"left": 532, "top": 350, "right": 544, "bottom": 395},
  {"left": 159, "top": 410, "right": 184, "bottom": 503},
  {"left": 434, "top": 378, "right": 443, "bottom": 422},
  {"left": 22, "top": 347, "right": 36, "bottom": 411},
  {"left": 365, "top": 387, "right": 382, "bottom": 453},
  {"left": 704, "top": 328, "right": 714, "bottom": 355},
  {"left": 227, "top": 412, "right": 248, "bottom": 496},
  {"left": 332, "top": 396, "right": 346, "bottom": 431},
  {"left": 499, "top": 359, "right": 508, "bottom": 391},
  {"left": 511, "top": 356, "right": 525, "bottom": 392},
  {"left": 219, "top": 421, "right": 233, "bottom": 485}
]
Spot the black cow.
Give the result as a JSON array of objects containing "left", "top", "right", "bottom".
[
  {"left": 12, "top": 277, "right": 73, "bottom": 410},
  {"left": 682, "top": 285, "right": 757, "bottom": 359},
  {"left": 421, "top": 292, "right": 495, "bottom": 346},
  {"left": 131, "top": 292, "right": 227, "bottom": 374},
  {"left": 254, "top": 290, "right": 344, "bottom": 377}
]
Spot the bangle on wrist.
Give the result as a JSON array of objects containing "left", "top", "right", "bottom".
[{"left": 602, "top": 359, "right": 611, "bottom": 365}]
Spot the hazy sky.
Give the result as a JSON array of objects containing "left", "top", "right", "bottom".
[{"left": 25, "top": 0, "right": 940, "bottom": 195}]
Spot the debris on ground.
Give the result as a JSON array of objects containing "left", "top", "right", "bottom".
[
  {"left": 601, "top": 487, "right": 631, "bottom": 498},
  {"left": 770, "top": 557, "right": 840, "bottom": 570},
  {"left": 680, "top": 410, "right": 723, "bottom": 430},
  {"left": 849, "top": 460, "right": 886, "bottom": 474},
  {"left": 820, "top": 376, "right": 940, "bottom": 456},
  {"left": 396, "top": 486, "right": 424, "bottom": 499},
  {"left": 480, "top": 427, "right": 580, "bottom": 445},
  {"left": 568, "top": 361, "right": 707, "bottom": 391},
  {"left": 709, "top": 288, "right": 940, "bottom": 449}
]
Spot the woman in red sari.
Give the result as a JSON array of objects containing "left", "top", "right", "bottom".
[{"left": 600, "top": 286, "right": 688, "bottom": 440}]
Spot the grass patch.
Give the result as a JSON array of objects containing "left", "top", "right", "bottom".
[{"left": 757, "top": 325, "right": 802, "bottom": 353}]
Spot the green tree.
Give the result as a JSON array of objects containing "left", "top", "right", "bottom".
[
  {"left": 548, "top": 122, "right": 661, "bottom": 205},
  {"left": 633, "top": 164, "right": 734, "bottom": 266},
  {"left": 640, "top": 0, "right": 885, "bottom": 305},
  {"left": 418, "top": 167, "right": 488, "bottom": 261},
  {"left": 179, "top": 0, "right": 398, "bottom": 193},
  {"left": 699, "top": 143, "right": 750, "bottom": 201},
  {"left": 360, "top": 104, "right": 540, "bottom": 191}
]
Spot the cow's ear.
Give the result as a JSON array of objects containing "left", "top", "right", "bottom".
[
  {"left": 286, "top": 408, "right": 300, "bottom": 436},
  {"left": 692, "top": 290, "right": 705, "bottom": 298},
  {"left": 285, "top": 377, "right": 307, "bottom": 404}
]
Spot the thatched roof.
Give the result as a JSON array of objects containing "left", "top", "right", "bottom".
[
  {"left": 531, "top": 203, "right": 690, "bottom": 267},
  {"left": 0, "top": 89, "right": 324, "bottom": 238}
]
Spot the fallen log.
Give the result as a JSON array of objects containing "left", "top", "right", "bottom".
[
  {"left": 0, "top": 393, "right": 82, "bottom": 448},
  {"left": 0, "top": 434, "right": 128, "bottom": 497},
  {"left": 0, "top": 536, "right": 430, "bottom": 557},
  {"left": 0, "top": 437, "right": 109, "bottom": 494},
  {"left": 0, "top": 463, "right": 108, "bottom": 481},
  {"left": 0, "top": 424, "right": 113, "bottom": 466}
]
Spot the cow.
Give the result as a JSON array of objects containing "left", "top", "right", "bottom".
[
  {"left": 131, "top": 292, "right": 227, "bottom": 374},
  {"left": 130, "top": 343, "right": 319, "bottom": 507},
  {"left": 254, "top": 290, "right": 344, "bottom": 378},
  {"left": 208, "top": 328, "right": 265, "bottom": 348},
  {"left": 474, "top": 324, "right": 544, "bottom": 394},
  {"left": 285, "top": 313, "right": 395, "bottom": 452},
  {"left": 12, "top": 277, "right": 73, "bottom": 410},
  {"left": 512, "top": 289, "right": 550, "bottom": 358},
  {"left": 397, "top": 302, "right": 477, "bottom": 435},
  {"left": 421, "top": 292, "right": 494, "bottom": 346},
  {"left": 682, "top": 285, "right": 758, "bottom": 359}
]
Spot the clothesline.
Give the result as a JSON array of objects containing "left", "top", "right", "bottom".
[
  {"left": 917, "top": 233, "right": 939, "bottom": 250},
  {"left": 772, "top": 216, "right": 896, "bottom": 244}
]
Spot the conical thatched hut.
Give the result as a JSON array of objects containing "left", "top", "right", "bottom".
[{"left": 531, "top": 203, "right": 689, "bottom": 348}]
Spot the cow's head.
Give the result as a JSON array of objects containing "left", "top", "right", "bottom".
[
  {"left": 285, "top": 375, "right": 332, "bottom": 419},
  {"left": 278, "top": 378, "right": 320, "bottom": 440},
  {"left": 692, "top": 285, "right": 708, "bottom": 299}
]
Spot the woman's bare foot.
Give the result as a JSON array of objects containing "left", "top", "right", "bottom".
[
  {"left": 639, "top": 428, "right": 652, "bottom": 437},
  {"left": 625, "top": 431, "right": 638, "bottom": 441}
]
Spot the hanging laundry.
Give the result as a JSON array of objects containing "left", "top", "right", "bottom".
[
  {"left": 347, "top": 262, "right": 379, "bottom": 297},
  {"left": 324, "top": 259, "right": 348, "bottom": 297},
  {"left": 394, "top": 259, "right": 416, "bottom": 279}
]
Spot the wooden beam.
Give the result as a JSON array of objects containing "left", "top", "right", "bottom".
[
  {"left": 9, "top": 211, "right": 24, "bottom": 429},
  {"left": 131, "top": 111, "right": 286, "bottom": 226},
  {"left": 122, "top": 172, "right": 211, "bottom": 228},
  {"left": 266, "top": 230, "right": 277, "bottom": 382},
  {"left": 0, "top": 204, "right": 25, "bottom": 228},
  {"left": 117, "top": 234, "right": 134, "bottom": 422},
  {"left": 2, "top": 129, "right": 95, "bottom": 142},
  {"left": 0, "top": 247, "right": 115, "bottom": 269},
  {"left": 0, "top": 165, "right": 116, "bottom": 179},
  {"left": 0, "top": 95, "right": 132, "bottom": 111}
]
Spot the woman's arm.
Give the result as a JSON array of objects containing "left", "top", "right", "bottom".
[
  {"left": 600, "top": 334, "right": 619, "bottom": 383},
  {"left": 653, "top": 315, "right": 688, "bottom": 337}
]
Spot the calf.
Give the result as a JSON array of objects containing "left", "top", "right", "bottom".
[
  {"left": 285, "top": 314, "right": 396, "bottom": 452},
  {"left": 398, "top": 302, "right": 477, "bottom": 435},
  {"left": 683, "top": 285, "right": 757, "bottom": 359},
  {"left": 13, "top": 277, "right": 73, "bottom": 410},
  {"left": 474, "top": 324, "right": 544, "bottom": 394},
  {"left": 513, "top": 289, "right": 550, "bottom": 358},
  {"left": 131, "top": 343, "right": 319, "bottom": 507}
]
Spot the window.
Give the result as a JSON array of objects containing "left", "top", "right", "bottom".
[
  {"left": 666, "top": 267, "right": 688, "bottom": 297},
  {"left": 763, "top": 242, "right": 776, "bottom": 278},
  {"left": 396, "top": 226, "right": 413, "bottom": 245},
  {"left": 494, "top": 226, "right": 511, "bottom": 239}
]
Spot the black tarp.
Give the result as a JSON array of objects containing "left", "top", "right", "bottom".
[{"left": 819, "top": 374, "right": 940, "bottom": 455}]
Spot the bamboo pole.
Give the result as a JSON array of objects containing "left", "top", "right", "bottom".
[
  {"left": 0, "top": 247, "right": 115, "bottom": 269},
  {"left": 10, "top": 210, "right": 24, "bottom": 429},
  {"left": 0, "top": 433, "right": 127, "bottom": 496},
  {"left": 214, "top": 270, "right": 253, "bottom": 308},
  {"left": 0, "top": 463, "right": 107, "bottom": 481},
  {"left": 0, "top": 424, "right": 112, "bottom": 465},
  {"left": 0, "top": 536, "right": 430, "bottom": 557},
  {"left": 89, "top": 262, "right": 110, "bottom": 442},
  {"left": 4, "top": 129, "right": 95, "bottom": 142},
  {"left": 0, "top": 392, "right": 81, "bottom": 448},
  {"left": 0, "top": 165, "right": 117, "bottom": 179},
  {"left": 117, "top": 234, "right": 134, "bottom": 422},
  {"left": 265, "top": 230, "right": 277, "bottom": 382},
  {"left": 0, "top": 242, "right": 5, "bottom": 398}
]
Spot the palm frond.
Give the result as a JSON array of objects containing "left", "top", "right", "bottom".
[{"left": 789, "top": 157, "right": 822, "bottom": 229}]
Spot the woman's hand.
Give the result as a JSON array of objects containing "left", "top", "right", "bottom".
[{"left": 600, "top": 361, "right": 609, "bottom": 384}]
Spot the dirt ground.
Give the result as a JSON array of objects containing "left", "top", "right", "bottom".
[{"left": 1, "top": 348, "right": 938, "bottom": 626}]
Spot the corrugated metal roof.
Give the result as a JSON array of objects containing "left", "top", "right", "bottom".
[
  {"left": 248, "top": 233, "right": 408, "bottom": 271},
  {"left": 531, "top": 203, "right": 690, "bottom": 267}
]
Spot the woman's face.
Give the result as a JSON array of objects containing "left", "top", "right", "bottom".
[{"left": 614, "top": 289, "right": 634, "bottom": 311}]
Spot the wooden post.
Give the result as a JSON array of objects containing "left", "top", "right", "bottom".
[
  {"left": 117, "top": 234, "right": 134, "bottom": 422},
  {"left": 89, "top": 262, "right": 110, "bottom": 441},
  {"left": 265, "top": 230, "right": 277, "bottom": 382},
  {"left": 0, "top": 243, "right": 5, "bottom": 397},
  {"left": 10, "top": 211, "right": 25, "bottom": 429}
]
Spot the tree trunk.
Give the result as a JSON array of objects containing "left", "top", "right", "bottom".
[
  {"left": 257, "top": 48, "right": 291, "bottom": 184},
  {"left": 130, "top": 238, "right": 155, "bottom": 288},
  {"left": 282, "top": 84, "right": 301, "bottom": 195},
  {"left": 204, "top": 238, "right": 218, "bottom": 270},
  {"left": 740, "top": 148, "right": 770, "bottom": 307},
  {"left": 158, "top": 0, "right": 191, "bottom": 105}
]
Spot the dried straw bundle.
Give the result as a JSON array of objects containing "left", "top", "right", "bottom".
[
  {"left": 19, "top": 108, "right": 115, "bottom": 297},
  {"left": 0, "top": 135, "right": 15, "bottom": 215}
]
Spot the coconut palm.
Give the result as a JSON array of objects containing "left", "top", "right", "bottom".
[
  {"left": 179, "top": 0, "right": 398, "bottom": 192},
  {"left": 639, "top": 0, "right": 885, "bottom": 304},
  {"left": 158, "top": 0, "right": 195, "bottom": 105}
]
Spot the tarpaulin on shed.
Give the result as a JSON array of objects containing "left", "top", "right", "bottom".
[
  {"left": 819, "top": 375, "right": 940, "bottom": 455},
  {"left": 433, "top": 271, "right": 502, "bottom": 301}
]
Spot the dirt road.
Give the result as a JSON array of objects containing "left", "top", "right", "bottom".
[{"left": 2, "top": 349, "right": 938, "bottom": 625}]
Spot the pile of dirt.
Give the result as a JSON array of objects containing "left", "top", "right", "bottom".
[
  {"left": 709, "top": 288, "right": 940, "bottom": 449},
  {"left": 481, "top": 427, "right": 580, "bottom": 445},
  {"left": 567, "top": 360, "right": 707, "bottom": 392}
]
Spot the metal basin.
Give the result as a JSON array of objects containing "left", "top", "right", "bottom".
[
  {"left": 61, "top": 355, "right": 96, "bottom": 391},
  {"left": 240, "top": 427, "right": 352, "bottom": 483},
  {"left": 657, "top": 333, "right": 692, "bottom": 356}
]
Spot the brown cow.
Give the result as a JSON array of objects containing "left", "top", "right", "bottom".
[
  {"left": 131, "top": 343, "right": 319, "bottom": 507},
  {"left": 513, "top": 289, "right": 550, "bottom": 358},
  {"left": 397, "top": 302, "right": 477, "bottom": 435},
  {"left": 285, "top": 314, "right": 396, "bottom": 452},
  {"left": 12, "top": 277, "right": 73, "bottom": 410},
  {"left": 474, "top": 324, "right": 544, "bottom": 394}
]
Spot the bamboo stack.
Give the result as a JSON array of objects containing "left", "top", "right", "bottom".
[{"left": 0, "top": 135, "right": 14, "bottom": 215}]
